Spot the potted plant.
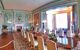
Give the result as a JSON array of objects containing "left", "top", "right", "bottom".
[
  {"left": 2, "top": 25, "right": 7, "bottom": 29},
  {"left": 73, "top": 34, "right": 79, "bottom": 47},
  {"left": 74, "top": 34, "right": 79, "bottom": 41},
  {"left": 2, "top": 25, "right": 8, "bottom": 34},
  {"left": 48, "top": 33, "right": 57, "bottom": 42}
]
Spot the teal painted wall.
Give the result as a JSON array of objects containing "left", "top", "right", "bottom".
[
  {"left": 3, "top": 10, "right": 32, "bottom": 30},
  {"left": 77, "top": 0, "right": 80, "bottom": 27},
  {"left": 3, "top": 10, "right": 29, "bottom": 24}
]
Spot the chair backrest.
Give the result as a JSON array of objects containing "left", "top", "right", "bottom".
[
  {"left": 25, "top": 32, "right": 30, "bottom": 42},
  {"left": 46, "top": 40, "right": 57, "bottom": 50},
  {"left": 29, "top": 33, "right": 35, "bottom": 47},
  {"left": 37, "top": 36, "right": 44, "bottom": 50}
]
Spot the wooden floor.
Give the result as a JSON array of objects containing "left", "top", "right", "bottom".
[{"left": 0, "top": 33, "right": 14, "bottom": 50}]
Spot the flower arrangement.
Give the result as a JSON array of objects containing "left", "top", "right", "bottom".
[
  {"left": 2, "top": 25, "right": 7, "bottom": 29},
  {"left": 48, "top": 33, "right": 57, "bottom": 42}
]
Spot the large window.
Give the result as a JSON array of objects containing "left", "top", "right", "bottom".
[
  {"left": 46, "top": 6, "right": 72, "bottom": 31},
  {"left": 47, "top": 14, "right": 53, "bottom": 31},
  {"left": 56, "top": 13, "right": 68, "bottom": 29},
  {"left": 46, "top": 6, "right": 73, "bottom": 45}
]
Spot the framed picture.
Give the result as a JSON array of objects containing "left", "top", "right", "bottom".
[{"left": 14, "top": 10, "right": 25, "bottom": 23}]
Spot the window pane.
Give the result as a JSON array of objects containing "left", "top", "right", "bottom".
[{"left": 56, "top": 13, "right": 68, "bottom": 29}]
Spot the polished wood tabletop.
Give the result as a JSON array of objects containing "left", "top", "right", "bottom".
[{"left": 0, "top": 33, "right": 14, "bottom": 50}]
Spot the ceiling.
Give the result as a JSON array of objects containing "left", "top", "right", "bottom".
[{"left": 2, "top": 0, "right": 54, "bottom": 11}]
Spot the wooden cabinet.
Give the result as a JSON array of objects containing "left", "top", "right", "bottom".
[{"left": 33, "top": 12, "right": 40, "bottom": 26}]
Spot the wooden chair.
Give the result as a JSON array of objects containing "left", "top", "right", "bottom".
[
  {"left": 37, "top": 36, "right": 44, "bottom": 50},
  {"left": 29, "top": 32, "right": 37, "bottom": 50},
  {"left": 46, "top": 40, "right": 57, "bottom": 50},
  {"left": 29, "top": 33, "right": 35, "bottom": 47},
  {"left": 26, "top": 32, "right": 31, "bottom": 42}
]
